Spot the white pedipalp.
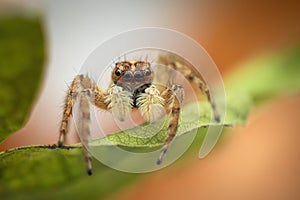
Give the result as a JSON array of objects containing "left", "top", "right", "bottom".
[
  {"left": 136, "top": 85, "right": 165, "bottom": 123},
  {"left": 105, "top": 84, "right": 133, "bottom": 121}
]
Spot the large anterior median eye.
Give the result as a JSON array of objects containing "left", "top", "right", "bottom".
[
  {"left": 123, "top": 71, "right": 133, "bottom": 81},
  {"left": 134, "top": 71, "right": 144, "bottom": 81}
]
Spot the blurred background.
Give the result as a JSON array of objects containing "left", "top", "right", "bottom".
[{"left": 0, "top": 0, "right": 300, "bottom": 199}]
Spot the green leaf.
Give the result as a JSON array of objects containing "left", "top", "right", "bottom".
[
  {"left": 0, "top": 16, "right": 45, "bottom": 143},
  {"left": 90, "top": 97, "right": 250, "bottom": 148},
  {"left": 226, "top": 42, "right": 300, "bottom": 102},
  {"left": 0, "top": 145, "right": 139, "bottom": 200},
  {"left": 0, "top": 129, "right": 208, "bottom": 200}
]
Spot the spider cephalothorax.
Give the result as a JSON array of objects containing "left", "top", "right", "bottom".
[
  {"left": 112, "top": 61, "right": 153, "bottom": 92},
  {"left": 112, "top": 61, "right": 154, "bottom": 106},
  {"left": 58, "top": 54, "right": 220, "bottom": 175}
]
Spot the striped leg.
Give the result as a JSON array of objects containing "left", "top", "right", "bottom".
[
  {"left": 78, "top": 91, "right": 92, "bottom": 175},
  {"left": 197, "top": 81, "right": 220, "bottom": 122},
  {"left": 157, "top": 54, "right": 220, "bottom": 122},
  {"left": 58, "top": 78, "right": 79, "bottom": 147},
  {"left": 58, "top": 74, "right": 108, "bottom": 175},
  {"left": 157, "top": 84, "right": 184, "bottom": 165}
]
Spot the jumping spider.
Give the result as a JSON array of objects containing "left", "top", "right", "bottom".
[{"left": 58, "top": 54, "right": 220, "bottom": 175}]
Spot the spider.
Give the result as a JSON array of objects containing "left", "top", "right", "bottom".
[{"left": 58, "top": 54, "right": 220, "bottom": 175}]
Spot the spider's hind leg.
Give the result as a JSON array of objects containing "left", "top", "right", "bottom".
[{"left": 157, "top": 54, "right": 220, "bottom": 122}]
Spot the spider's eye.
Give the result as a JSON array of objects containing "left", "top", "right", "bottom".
[
  {"left": 115, "top": 70, "right": 121, "bottom": 76},
  {"left": 145, "top": 70, "right": 151, "bottom": 76},
  {"left": 123, "top": 71, "right": 133, "bottom": 81},
  {"left": 123, "top": 64, "right": 130, "bottom": 70},
  {"left": 134, "top": 71, "right": 144, "bottom": 81}
]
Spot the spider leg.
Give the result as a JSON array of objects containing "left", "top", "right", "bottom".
[
  {"left": 157, "top": 54, "right": 220, "bottom": 122},
  {"left": 198, "top": 80, "right": 220, "bottom": 122},
  {"left": 157, "top": 84, "right": 184, "bottom": 165},
  {"left": 78, "top": 90, "right": 92, "bottom": 175},
  {"left": 59, "top": 74, "right": 109, "bottom": 175},
  {"left": 58, "top": 77, "right": 79, "bottom": 147}
]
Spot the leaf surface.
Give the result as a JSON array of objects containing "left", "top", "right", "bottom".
[{"left": 0, "top": 17, "right": 45, "bottom": 143}]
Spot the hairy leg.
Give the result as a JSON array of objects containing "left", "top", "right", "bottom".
[
  {"left": 157, "top": 54, "right": 220, "bottom": 122},
  {"left": 157, "top": 84, "right": 184, "bottom": 164},
  {"left": 58, "top": 74, "right": 108, "bottom": 175},
  {"left": 78, "top": 91, "right": 92, "bottom": 175},
  {"left": 58, "top": 77, "right": 79, "bottom": 146}
]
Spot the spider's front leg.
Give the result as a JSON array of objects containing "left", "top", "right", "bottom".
[
  {"left": 59, "top": 77, "right": 78, "bottom": 147},
  {"left": 59, "top": 74, "right": 109, "bottom": 175},
  {"left": 158, "top": 84, "right": 184, "bottom": 164},
  {"left": 136, "top": 83, "right": 183, "bottom": 164}
]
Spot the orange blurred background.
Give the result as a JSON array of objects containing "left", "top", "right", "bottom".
[{"left": 1, "top": 1, "right": 300, "bottom": 199}]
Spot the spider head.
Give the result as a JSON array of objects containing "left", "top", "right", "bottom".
[{"left": 112, "top": 61, "right": 153, "bottom": 91}]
